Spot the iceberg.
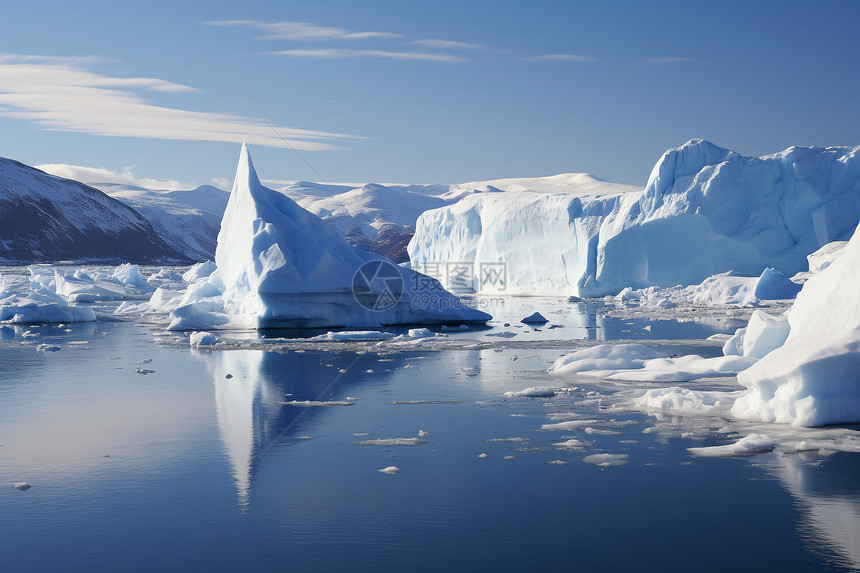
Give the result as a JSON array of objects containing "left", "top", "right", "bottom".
[
  {"left": 731, "top": 225, "right": 860, "bottom": 427},
  {"left": 409, "top": 140, "right": 860, "bottom": 296},
  {"left": 168, "top": 145, "right": 490, "bottom": 330}
]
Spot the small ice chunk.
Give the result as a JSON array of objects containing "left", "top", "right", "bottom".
[
  {"left": 36, "top": 344, "right": 60, "bottom": 352},
  {"left": 13, "top": 482, "right": 31, "bottom": 490},
  {"left": 553, "top": 438, "right": 592, "bottom": 450},
  {"left": 521, "top": 312, "right": 548, "bottom": 324},
  {"left": 540, "top": 419, "right": 601, "bottom": 431},
  {"left": 504, "top": 387, "right": 556, "bottom": 398},
  {"left": 583, "top": 453, "right": 628, "bottom": 467},
  {"left": 281, "top": 400, "right": 355, "bottom": 407},
  {"left": 350, "top": 438, "right": 427, "bottom": 446},
  {"left": 378, "top": 466, "right": 400, "bottom": 475},
  {"left": 549, "top": 459, "right": 570, "bottom": 465},
  {"left": 478, "top": 453, "right": 488, "bottom": 458},
  {"left": 182, "top": 260, "right": 217, "bottom": 282},
  {"left": 754, "top": 267, "right": 802, "bottom": 300},
  {"left": 189, "top": 331, "right": 219, "bottom": 348}
]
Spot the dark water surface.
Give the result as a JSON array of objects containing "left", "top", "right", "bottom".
[{"left": 1, "top": 318, "right": 857, "bottom": 572}]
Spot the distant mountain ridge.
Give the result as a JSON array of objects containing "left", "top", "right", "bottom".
[
  {"left": 94, "top": 182, "right": 229, "bottom": 261},
  {"left": 0, "top": 157, "right": 191, "bottom": 264}
]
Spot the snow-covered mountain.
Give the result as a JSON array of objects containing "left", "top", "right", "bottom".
[
  {"left": 279, "top": 174, "right": 640, "bottom": 263},
  {"left": 0, "top": 157, "right": 190, "bottom": 264},
  {"left": 94, "top": 183, "right": 228, "bottom": 261},
  {"left": 409, "top": 139, "right": 860, "bottom": 296}
]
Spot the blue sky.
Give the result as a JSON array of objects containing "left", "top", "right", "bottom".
[{"left": 1, "top": 0, "right": 858, "bottom": 189}]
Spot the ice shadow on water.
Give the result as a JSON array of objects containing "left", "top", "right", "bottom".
[{"left": 201, "top": 348, "right": 412, "bottom": 508}]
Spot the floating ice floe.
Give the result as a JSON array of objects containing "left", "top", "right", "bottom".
[
  {"left": 167, "top": 145, "right": 490, "bottom": 330},
  {"left": 582, "top": 453, "right": 628, "bottom": 466},
  {"left": 551, "top": 342, "right": 757, "bottom": 383},
  {"left": 629, "top": 387, "right": 743, "bottom": 416},
  {"left": 378, "top": 466, "right": 400, "bottom": 475},
  {"left": 350, "top": 437, "right": 427, "bottom": 446},
  {"left": 314, "top": 330, "right": 396, "bottom": 342},
  {"left": 550, "top": 344, "right": 663, "bottom": 377},
  {"left": 687, "top": 434, "right": 775, "bottom": 457},
  {"left": 504, "top": 387, "right": 558, "bottom": 398},
  {"left": 410, "top": 139, "right": 860, "bottom": 297}
]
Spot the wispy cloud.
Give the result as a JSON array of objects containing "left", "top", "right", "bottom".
[
  {"left": 35, "top": 163, "right": 196, "bottom": 191},
  {"left": 267, "top": 49, "right": 468, "bottom": 63},
  {"left": 410, "top": 39, "right": 485, "bottom": 50},
  {"left": 521, "top": 54, "right": 595, "bottom": 62},
  {"left": 206, "top": 20, "right": 402, "bottom": 41},
  {"left": 643, "top": 57, "right": 698, "bottom": 64},
  {"left": 0, "top": 54, "right": 360, "bottom": 150}
]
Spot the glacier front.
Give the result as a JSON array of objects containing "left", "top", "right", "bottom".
[
  {"left": 168, "top": 145, "right": 490, "bottom": 330},
  {"left": 408, "top": 139, "right": 860, "bottom": 296}
]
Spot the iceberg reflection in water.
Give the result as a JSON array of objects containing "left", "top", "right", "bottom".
[
  {"left": 204, "top": 348, "right": 409, "bottom": 507},
  {"left": 770, "top": 452, "right": 860, "bottom": 570}
]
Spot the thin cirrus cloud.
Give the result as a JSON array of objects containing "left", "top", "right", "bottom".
[
  {"left": 643, "top": 57, "right": 698, "bottom": 64},
  {"left": 0, "top": 54, "right": 360, "bottom": 150},
  {"left": 35, "top": 163, "right": 196, "bottom": 191},
  {"left": 266, "top": 48, "right": 468, "bottom": 63},
  {"left": 521, "top": 54, "right": 595, "bottom": 62},
  {"left": 410, "top": 39, "right": 486, "bottom": 50},
  {"left": 206, "top": 20, "right": 402, "bottom": 41}
]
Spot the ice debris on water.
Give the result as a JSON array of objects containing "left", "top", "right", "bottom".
[
  {"left": 13, "top": 482, "right": 31, "bottom": 490},
  {"left": 378, "top": 466, "right": 400, "bottom": 475},
  {"left": 36, "top": 344, "right": 60, "bottom": 352}
]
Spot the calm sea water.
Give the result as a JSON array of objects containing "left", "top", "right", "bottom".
[{"left": 1, "top": 312, "right": 858, "bottom": 572}]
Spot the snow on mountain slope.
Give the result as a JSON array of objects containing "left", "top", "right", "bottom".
[
  {"left": 0, "top": 157, "right": 190, "bottom": 263},
  {"left": 168, "top": 145, "right": 490, "bottom": 330},
  {"left": 281, "top": 182, "right": 450, "bottom": 263},
  {"left": 446, "top": 172, "right": 641, "bottom": 200},
  {"left": 96, "top": 183, "right": 228, "bottom": 260},
  {"left": 409, "top": 140, "right": 860, "bottom": 296}
]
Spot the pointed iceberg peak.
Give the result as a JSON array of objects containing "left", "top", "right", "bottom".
[
  {"left": 169, "top": 143, "right": 490, "bottom": 329},
  {"left": 232, "top": 143, "right": 262, "bottom": 194}
]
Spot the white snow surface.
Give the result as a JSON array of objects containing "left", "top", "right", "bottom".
[
  {"left": 167, "top": 145, "right": 490, "bottom": 330},
  {"left": 732, "top": 226, "right": 860, "bottom": 427},
  {"left": 409, "top": 139, "right": 860, "bottom": 296}
]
